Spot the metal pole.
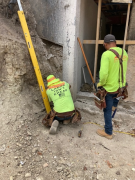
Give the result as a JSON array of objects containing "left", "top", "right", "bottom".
[
  {"left": 123, "top": 3, "right": 131, "bottom": 50},
  {"left": 94, "top": 0, "right": 102, "bottom": 82},
  {"left": 17, "top": 0, "right": 23, "bottom": 11},
  {"left": 82, "top": 66, "right": 87, "bottom": 83}
]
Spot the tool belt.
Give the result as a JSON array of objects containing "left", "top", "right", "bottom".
[
  {"left": 94, "top": 87, "right": 107, "bottom": 110},
  {"left": 42, "top": 109, "right": 81, "bottom": 127},
  {"left": 116, "top": 85, "right": 128, "bottom": 99},
  {"left": 55, "top": 110, "right": 75, "bottom": 117},
  {"left": 94, "top": 85, "right": 128, "bottom": 110}
]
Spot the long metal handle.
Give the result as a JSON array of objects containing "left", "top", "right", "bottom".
[{"left": 17, "top": 0, "right": 23, "bottom": 11}]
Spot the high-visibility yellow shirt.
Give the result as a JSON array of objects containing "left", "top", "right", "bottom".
[
  {"left": 46, "top": 81, "right": 75, "bottom": 113},
  {"left": 99, "top": 47, "right": 128, "bottom": 92}
]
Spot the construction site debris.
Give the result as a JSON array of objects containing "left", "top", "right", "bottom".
[
  {"left": 99, "top": 142, "right": 111, "bottom": 151},
  {"left": 132, "top": 168, "right": 135, "bottom": 171},
  {"left": 116, "top": 171, "right": 121, "bottom": 175},
  {"left": 78, "top": 130, "right": 82, "bottom": 137},
  {"left": 106, "top": 160, "right": 113, "bottom": 168},
  {"left": 83, "top": 166, "right": 87, "bottom": 171},
  {"left": 43, "top": 163, "right": 48, "bottom": 168},
  {"left": 80, "top": 83, "right": 93, "bottom": 93}
]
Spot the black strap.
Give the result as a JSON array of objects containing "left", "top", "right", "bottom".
[{"left": 109, "top": 49, "right": 124, "bottom": 85}]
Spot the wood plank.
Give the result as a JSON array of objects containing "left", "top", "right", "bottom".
[
  {"left": 123, "top": 3, "right": 131, "bottom": 49},
  {"left": 83, "top": 40, "right": 135, "bottom": 45},
  {"left": 94, "top": 0, "right": 102, "bottom": 82}
]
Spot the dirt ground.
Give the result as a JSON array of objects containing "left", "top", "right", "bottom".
[{"left": 0, "top": 106, "right": 135, "bottom": 180}]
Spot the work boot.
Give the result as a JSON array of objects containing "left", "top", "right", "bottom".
[
  {"left": 49, "top": 120, "right": 59, "bottom": 135},
  {"left": 96, "top": 129, "right": 113, "bottom": 139},
  {"left": 63, "top": 119, "right": 71, "bottom": 125},
  {"left": 112, "top": 106, "right": 117, "bottom": 111}
]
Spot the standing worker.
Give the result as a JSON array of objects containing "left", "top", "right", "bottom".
[
  {"left": 96, "top": 34, "right": 128, "bottom": 139},
  {"left": 42, "top": 75, "right": 81, "bottom": 134}
]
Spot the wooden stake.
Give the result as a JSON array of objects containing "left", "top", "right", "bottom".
[
  {"left": 123, "top": 3, "right": 131, "bottom": 50},
  {"left": 110, "top": 24, "right": 112, "bottom": 34},
  {"left": 94, "top": 0, "right": 102, "bottom": 82}
]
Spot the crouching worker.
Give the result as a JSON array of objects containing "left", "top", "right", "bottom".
[{"left": 42, "top": 75, "right": 81, "bottom": 134}]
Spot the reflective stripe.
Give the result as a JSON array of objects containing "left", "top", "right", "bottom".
[
  {"left": 47, "top": 77, "right": 55, "bottom": 82},
  {"left": 47, "top": 82, "right": 65, "bottom": 90}
]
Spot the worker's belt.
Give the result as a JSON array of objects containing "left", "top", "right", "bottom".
[
  {"left": 94, "top": 85, "right": 128, "bottom": 110},
  {"left": 107, "top": 90, "right": 119, "bottom": 94},
  {"left": 55, "top": 110, "right": 75, "bottom": 118},
  {"left": 107, "top": 86, "right": 128, "bottom": 99},
  {"left": 42, "top": 109, "right": 81, "bottom": 127}
]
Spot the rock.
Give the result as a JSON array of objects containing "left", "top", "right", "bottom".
[
  {"left": 16, "top": 143, "right": 22, "bottom": 147},
  {"left": 0, "top": 144, "right": 6, "bottom": 152},
  {"left": 36, "top": 178, "right": 42, "bottom": 180},
  {"left": 132, "top": 168, "right": 135, "bottom": 171},
  {"left": 67, "top": 162, "right": 71, "bottom": 167},
  {"left": 67, "top": 174, "right": 71, "bottom": 178},
  {"left": 20, "top": 161, "right": 25, "bottom": 166},
  {"left": 116, "top": 171, "right": 121, "bottom": 175},
  {"left": 32, "top": 147, "right": 38, "bottom": 153},
  {"left": 36, "top": 176, "right": 44, "bottom": 180},
  {"left": 47, "top": 54, "right": 54, "bottom": 60},
  {"left": 14, "top": 156, "right": 18, "bottom": 159},
  {"left": 27, "top": 131, "right": 32, "bottom": 136},
  {"left": 57, "top": 167, "right": 63, "bottom": 172},
  {"left": 97, "top": 174, "right": 103, "bottom": 179},
  {"left": 43, "top": 163, "right": 48, "bottom": 168},
  {"left": 25, "top": 173, "right": 31, "bottom": 178},
  {"left": 54, "top": 156, "right": 57, "bottom": 159},
  {"left": 10, "top": 176, "right": 13, "bottom": 180}
]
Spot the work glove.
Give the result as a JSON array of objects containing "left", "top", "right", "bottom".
[{"left": 97, "top": 82, "right": 102, "bottom": 89}]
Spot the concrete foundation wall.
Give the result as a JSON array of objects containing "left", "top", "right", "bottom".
[
  {"left": 62, "top": 0, "right": 81, "bottom": 100},
  {"left": 127, "top": 2, "right": 135, "bottom": 102},
  {"left": 28, "top": 0, "right": 64, "bottom": 45},
  {"left": 126, "top": 45, "right": 135, "bottom": 102},
  {"left": 28, "top": 0, "right": 81, "bottom": 100}
]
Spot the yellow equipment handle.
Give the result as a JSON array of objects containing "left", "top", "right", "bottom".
[{"left": 18, "top": 11, "right": 51, "bottom": 113}]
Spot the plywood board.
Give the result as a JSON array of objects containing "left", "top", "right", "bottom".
[
  {"left": 111, "top": 0, "right": 132, "bottom": 3},
  {"left": 83, "top": 40, "right": 135, "bottom": 44}
]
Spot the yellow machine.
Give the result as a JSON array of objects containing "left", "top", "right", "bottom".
[{"left": 17, "top": 0, "right": 51, "bottom": 113}]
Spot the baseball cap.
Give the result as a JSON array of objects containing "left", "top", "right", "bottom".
[{"left": 104, "top": 34, "right": 116, "bottom": 43}]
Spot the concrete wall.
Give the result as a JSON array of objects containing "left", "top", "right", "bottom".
[
  {"left": 28, "top": 0, "right": 64, "bottom": 45},
  {"left": 28, "top": 0, "right": 81, "bottom": 100},
  {"left": 62, "top": 0, "right": 81, "bottom": 100},
  {"left": 127, "top": 2, "right": 135, "bottom": 102}
]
